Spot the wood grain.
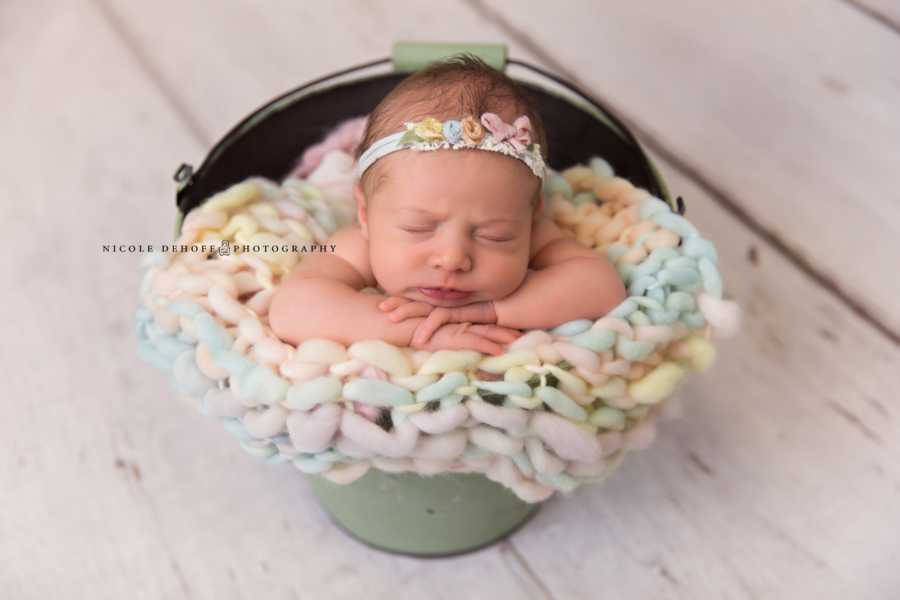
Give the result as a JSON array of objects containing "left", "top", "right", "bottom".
[{"left": 850, "top": 0, "right": 900, "bottom": 32}]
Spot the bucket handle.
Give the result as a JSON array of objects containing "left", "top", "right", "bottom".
[{"left": 392, "top": 41, "right": 507, "bottom": 72}]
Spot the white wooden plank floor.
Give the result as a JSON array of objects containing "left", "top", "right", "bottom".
[{"left": 2, "top": 1, "right": 898, "bottom": 598}]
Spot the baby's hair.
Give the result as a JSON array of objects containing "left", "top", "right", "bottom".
[{"left": 355, "top": 53, "right": 548, "bottom": 206}]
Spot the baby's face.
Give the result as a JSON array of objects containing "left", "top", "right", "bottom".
[{"left": 355, "top": 150, "right": 541, "bottom": 307}]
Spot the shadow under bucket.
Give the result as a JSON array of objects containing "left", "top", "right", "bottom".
[
  {"left": 307, "top": 470, "right": 542, "bottom": 557},
  {"left": 173, "top": 49, "right": 669, "bottom": 558}
]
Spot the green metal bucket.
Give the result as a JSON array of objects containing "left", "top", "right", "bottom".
[{"left": 307, "top": 470, "right": 542, "bottom": 557}]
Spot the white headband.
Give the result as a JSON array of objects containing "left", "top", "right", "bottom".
[{"left": 354, "top": 112, "right": 546, "bottom": 181}]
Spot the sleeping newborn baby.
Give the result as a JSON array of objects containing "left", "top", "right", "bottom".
[{"left": 269, "top": 55, "right": 626, "bottom": 356}]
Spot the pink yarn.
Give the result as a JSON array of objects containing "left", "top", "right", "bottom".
[
  {"left": 291, "top": 115, "right": 369, "bottom": 178},
  {"left": 353, "top": 401, "right": 381, "bottom": 422}
]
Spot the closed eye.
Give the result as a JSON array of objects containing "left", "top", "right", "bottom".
[{"left": 478, "top": 233, "right": 514, "bottom": 242}]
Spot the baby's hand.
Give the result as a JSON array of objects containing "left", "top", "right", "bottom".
[
  {"left": 410, "top": 303, "right": 497, "bottom": 346},
  {"left": 410, "top": 322, "right": 521, "bottom": 356},
  {"left": 378, "top": 297, "right": 497, "bottom": 326},
  {"left": 378, "top": 296, "right": 436, "bottom": 323}
]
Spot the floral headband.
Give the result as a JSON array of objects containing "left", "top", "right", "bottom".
[{"left": 354, "top": 112, "right": 547, "bottom": 181}]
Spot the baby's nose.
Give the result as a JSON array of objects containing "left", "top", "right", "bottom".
[{"left": 430, "top": 244, "right": 471, "bottom": 272}]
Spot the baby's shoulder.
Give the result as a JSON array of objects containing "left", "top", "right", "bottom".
[
  {"left": 529, "top": 215, "right": 566, "bottom": 261},
  {"left": 284, "top": 224, "right": 373, "bottom": 290},
  {"left": 326, "top": 225, "right": 376, "bottom": 288}
]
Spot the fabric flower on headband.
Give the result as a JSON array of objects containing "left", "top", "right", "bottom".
[
  {"left": 442, "top": 119, "right": 462, "bottom": 144},
  {"left": 461, "top": 115, "right": 485, "bottom": 144},
  {"left": 368, "top": 111, "right": 545, "bottom": 180},
  {"left": 480, "top": 113, "right": 533, "bottom": 152},
  {"left": 413, "top": 117, "right": 444, "bottom": 141}
]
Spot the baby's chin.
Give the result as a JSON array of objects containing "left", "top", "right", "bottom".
[{"left": 403, "top": 287, "right": 492, "bottom": 307}]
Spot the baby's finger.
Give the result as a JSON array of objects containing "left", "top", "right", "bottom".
[
  {"left": 388, "top": 301, "right": 432, "bottom": 322},
  {"left": 459, "top": 333, "right": 504, "bottom": 356},
  {"left": 468, "top": 324, "right": 522, "bottom": 344},
  {"left": 412, "top": 308, "right": 451, "bottom": 346},
  {"left": 378, "top": 296, "right": 409, "bottom": 312},
  {"left": 450, "top": 301, "right": 496, "bottom": 324}
]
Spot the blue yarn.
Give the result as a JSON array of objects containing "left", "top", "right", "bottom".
[
  {"left": 137, "top": 340, "right": 174, "bottom": 370},
  {"left": 293, "top": 455, "right": 331, "bottom": 474},
  {"left": 511, "top": 450, "right": 535, "bottom": 478},
  {"left": 240, "top": 440, "right": 278, "bottom": 459},
  {"left": 214, "top": 350, "right": 255, "bottom": 378},
  {"left": 698, "top": 257, "right": 723, "bottom": 298},
  {"left": 627, "top": 310, "right": 651, "bottom": 327},
  {"left": 616, "top": 337, "right": 655, "bottom": 361},
  {"left": 194, "top": 312, "right": 233, "bottom": 352},
  {"left": 657, "top": 267, "right": 700, "bottom": 288},
  {"left": 604, "top": 243, "right": 628, "bottom": 263},
  {"left": 648, "top": 247, "right": 680, "bottom": 263},
  {"left": 628, "top": 275, "right": 657, "bottom": 297},
  {"left": 153, "top": 335, "right": 194, "bottom": 361},
  {"left": 666, "top": 291, "right": 696, "bottom": 313},
  {"left": 647, "top": 309, "right": 679, "bottom": 325},
  {"left": 167, "top": 299, "right": 204, "bottom": 318},
  {"left": 652, "top": 212, "right": 699, "bottom": 238},
  {"left": 173, "top": 350, "right": 215, "bottom": 396},
  {"left": 684, "top": 311, "right": 707, "bottom": 329},
  {"left": 646, "top": 286, "right": 667, "bottom": 305},
  {"left": 631, "top": 296, "right": 665, "bottom": 313},
  {"left": 552, "top": 319, "right": 593, "bottom": 337},
  {"left": 664, "top": 256, "right": 697, "bottom": 271},
  {"left": 639, "top": 196, "right": 671, "bottom": 220},
  {"left": 260, "top": 368, "right": 290, "bottom": 405},
  {"left": 569, "top": 329, "right": 616, "bottom": 352},
  {"left": 572, "top": 191, "right": 595, "bottom": 206},
  {"left": 222, "top": 417, "right": 253, "bottom": 441},
  {"left": 315, "top": 449, "right": 345, "bottom": 463},
  {"left": 589, "top": 157, "right": 614, "bottom": 178},
  {"left": 543, "top": 172, "right": 573, "bottom": 198},
  {"left": 264, "top": 453, "right": 291, "bottom": 465},
  {"left": 682, "top": 237, "right": 718, "bottom": 263},
  {"left": 609, "top": 298, "right": 638, "bottom": 319},
  {"left": 536, "top": 470, "right": 579, "bottom": 493}
]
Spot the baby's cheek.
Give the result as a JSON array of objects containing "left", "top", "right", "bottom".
[
  {"left": 492, "top": 256, "right": 530, "bottom": 296},
  {"left": 370, "top": 263, "right": 410, "bottom": 297}
]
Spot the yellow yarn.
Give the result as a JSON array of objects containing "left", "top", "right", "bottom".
[
  {"left": 202, "top": 180, "right": 260, "bottom": 213},
  {"left": 628, "top": 362, "right": 686, "bottom": 405}
]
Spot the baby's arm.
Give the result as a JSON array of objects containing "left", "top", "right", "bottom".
[
  {"left": 268, "top": 227, "right": 519, "bottom": 354},
  {"left": 269, "top": 253, "right": 422, "bottom": 348},
  {"left": 493, "top": 222, "right": 626, "bottom": 330}
]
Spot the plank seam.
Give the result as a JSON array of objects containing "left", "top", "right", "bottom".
[
  {"left": 499, "top": 540, "right": 558, "bottom": 600},
  {"left": 841, "top": 0, "right": 900, "bottom": 36},
  {"left": 91, "top": 0, "right": 213, "bottom": 147}
]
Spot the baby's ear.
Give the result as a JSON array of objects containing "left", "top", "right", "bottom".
[{"left": 354, "top": 181, "right": 369, "bottom": 239}]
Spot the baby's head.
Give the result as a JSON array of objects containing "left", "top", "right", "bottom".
[{"left": 352, "top": 55, "right": 549, "bottom": 307}]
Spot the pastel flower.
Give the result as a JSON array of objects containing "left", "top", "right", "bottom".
[
  {"left": 461, "top": 115, "right": 485, "bottom": 144},
  {"left": 442, "top": 119, "right": 462, "bottom": 144},
  {"left": 413, "top": 117, "right": 444, "bottom": 141},
  {"left": 511, "top": 116, "right": 534, "bottom": 151},
  {"left": 481, "top": 112, "right": 517, "bottom": 145},
  {"left": 479, "top": 113, "right": 536, "bottom": 153}
]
